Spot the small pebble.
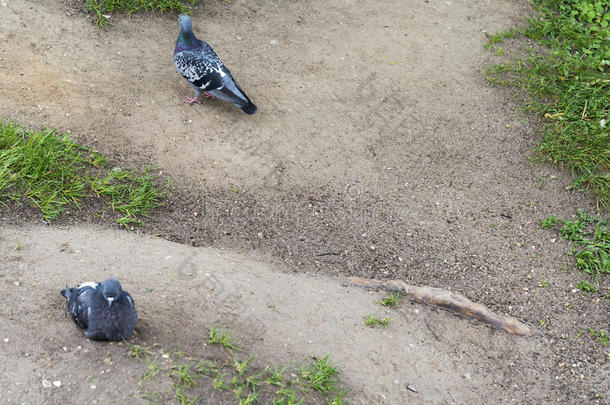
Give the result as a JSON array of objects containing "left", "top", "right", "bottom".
[
  {"left": 3, "top": 338, "right": 9, "bottom": 343},
  {"left": 42, "top": 379, "right": 52, "bottom": 388},
  {"left": 407, "top": 384, "right": 418, "bottom": 392},
  {"left": 52, "top": 381, "right": 61, "bottom": 388}
]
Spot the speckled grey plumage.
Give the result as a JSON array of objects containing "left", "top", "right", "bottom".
[{"left": 174, "top": 15, "right": 257, "bottom": 114}]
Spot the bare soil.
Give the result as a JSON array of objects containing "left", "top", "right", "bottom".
[{"left": 0, "top": 0, "right": 608, "bottom": 404}]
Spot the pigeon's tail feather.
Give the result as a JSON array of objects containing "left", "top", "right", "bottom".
[
  {"left": 61, "top": 284, "right": 71, "bottom": 299},
  {"left": 230, "top": 79, "right": 257, "bottom": 115},
  {"left": 241, "top": 102, "right": 258, "bottom": 115},
  {"left": 208, "top": 79, "right": 257, "bottom": 114}
]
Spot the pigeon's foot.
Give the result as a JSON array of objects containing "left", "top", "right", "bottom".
[
  {"left": 185, "top": 96, "right": 201, "bottom": 104},
  {"left": 202, "top": 92, "right": 215, "bottom": 99}
]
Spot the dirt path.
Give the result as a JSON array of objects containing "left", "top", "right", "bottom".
[
  {"left": 0, "top": 225, "right": 558, "bottom": 404},
  {"left": 0, "top": 0, "right": 607, "bottom": 403}
]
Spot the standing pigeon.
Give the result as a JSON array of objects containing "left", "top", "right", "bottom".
[
  {"left": 174, "top": 14, "right": 258, "bottom": 114},
  {"left": 61, "top": 278, "right": 138, "bottom": 341}
]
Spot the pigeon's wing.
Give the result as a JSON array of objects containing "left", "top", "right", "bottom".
[
  {"left": 174, "top": 46, "right": 224, "bottom": 93},
  {"left": 206, "top": 65, "right": 257, "bottom": 114},
  {"left": 120, "top": 291, "right": 138, "bottom": 340},
  {"left": 124, "top": 291, "right": 136, "bottom": 310},
  {"left": 207, "top": 66, "right": 247, "bottom": 102},
  {"left": 67, "top": 283, "right": 98, "bottom": 330}
]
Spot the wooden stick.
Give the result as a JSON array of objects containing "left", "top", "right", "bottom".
[{"left": 345, "top": 277, "right": 535, "bottom": 337}]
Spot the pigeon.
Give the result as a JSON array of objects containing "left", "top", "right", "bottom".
[
  {"left": 61, "top": 278, "right": 138, "bottom": 341},
  {"left": 174, "top": 14, "right": 258, "bottom": 114}
]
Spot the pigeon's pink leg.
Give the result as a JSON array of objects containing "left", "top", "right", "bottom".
[
  {"left": 186, "top": 96, "right": 201, "bottom": 104},
  {"left": 202, "top": 92, "right": 215, "bottom": 99}
]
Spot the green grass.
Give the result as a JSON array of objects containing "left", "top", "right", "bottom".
[
  {"left": 0, "top": 120, "right": 165, "bottom": 226},
  {"left": 300, "top": 356, "right": 339, "bottom": 395},
  {"left": 576, "top": 280, "right": 598, "bottom": 294},
  {"left": 86, "top": 0, "right": 198, "bottom": 27},
  {"left": 541, "top": 214, "right": 560, "bottom": 229},
  {"left": 126, "top": 341, "right": 153, "bottom": 360},
  {"left": 13, "top": 238, "right": 24, "bottom": 251},
  {"left": 541, "top": 210, "right": 609, "bottom": 278},
  {"left": 364, "top": 316, "right": 391, "bottom": 328},
  {"left": 208, "top": 326, "right": 242, "bottom": 352},
  {"left": 131, "top": 328, "right": 347, "bottom": 404},
  {"left": 378, "top": 292, "right": 403, "bottom": 307},
  {"left": 589, "top": 328, "right": 608, "bottom": 347},
  {"left": 485, "top": 0, "right": 609, "bottom": 209}
]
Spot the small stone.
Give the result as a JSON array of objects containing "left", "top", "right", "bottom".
[
  {"left": 42, "top": 379, "right": 52, "bottom": 388},
  {"left": 3, "top": 338, "right": 8, "bottom": 343},
  {"left": 90, "top": 384, "right": 96, "bottom": 389},
  {"left": 269, "top": 39, "right": 278, "bottom": 45},
  {"left": 407, "top": 384, "right": 418, "bottom": 392},
  {"left": 52, "top": 380, "right": 61, "bottom": 388}
]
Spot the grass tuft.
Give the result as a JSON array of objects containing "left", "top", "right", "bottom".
[
  {"left": 131, "top": 327, "right": 346, "bottom": 404},
  {"left": 485, "top": 0, "right": 609, "bottom": 208},
  {"left": 589, "top": 328, "right": 608, "bottom": 347},
  {"left": 208, "top": 326, "right": 242, "bottom": 351},
  {"left": 0, "top": 120, "right": 165, "bottom": 226},
  {"left": 300, "top": 356, "right": 340, "bottom": 395},
  {"left": 576, "top": 280, "right": 598, "bottom": 294},
  {"left": 126, "top": 341, "right": 153, "bottom": 360},
  {"left": 378, "top": 292, "right": 403, "bottom": 307},
  {"left": 364, "top": 316, "right": 391, "bottom": 328},
  {"left": 86, "top": 0, "right": 198, "bottom": 27},
  {"left": 541, "top": 210, "right": 609, "bottom": 279}
]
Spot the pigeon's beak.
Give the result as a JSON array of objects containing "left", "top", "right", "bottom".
[{"left": 107, "top": 296, "right": 115, "bottom": 307}]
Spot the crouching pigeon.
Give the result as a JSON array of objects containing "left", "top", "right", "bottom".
[
  {"left": 174, "top": 14, "right": 258, "bottom": 114},
  {"left": 61, "top": 278, "right": 138, "bottom": 341}
]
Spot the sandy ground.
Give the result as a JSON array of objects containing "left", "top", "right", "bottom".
[
  {"left": 0, "top": 225, "right": 567, "bottom": 404},
  {"left": 0, "top": 0, "right": 608, "bottom": 403}
]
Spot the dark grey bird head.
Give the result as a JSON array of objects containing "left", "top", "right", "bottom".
[
  {"left": 101, "top": 278, "right": 122, "bottom": 308},
  {"left": 178, "top": 15, "right": 193, "bottom": 34}
]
